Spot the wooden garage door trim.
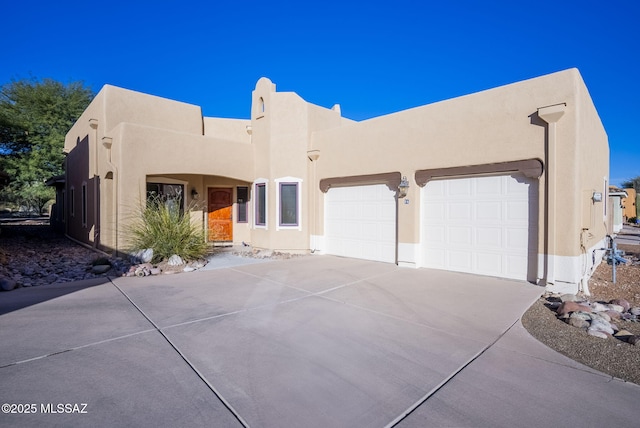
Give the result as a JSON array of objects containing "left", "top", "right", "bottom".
[
  {"left": 319, "top": 172, "right": 402, "bottom": 193},
  {"left": 415, "top": 159, "right": 543, "bottom": 187}
]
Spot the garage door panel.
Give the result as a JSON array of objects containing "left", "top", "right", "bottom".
[
  {"left": 476, "top": 201, "right": 502, "bottom": 221},
  {"left": 506, "top": 228, "right": 528, "bottom": 249},
  {"left": 476, "top": 227, "right": 503, "bottom": 247},
  {"left": 476, "top": 176, "right": 502, "bottom": 194},
  {"left": 449, "top": 203, "right": 472, "bottom": 220},
  {"left": 424, "top": 226, "right": 445, "bottom": 243},
  {"left": 421, "top": 174, "right": 536, "bottom": 280},
  {"left": 449, "top": 180, "right": 472, "bottom": 195},
  {"left": 476, "top": 252, "right": 503, "bottom": 274},
  {"left": 507, "top": 201, "right": 529, "bottom": 221},
  {"left": 448, "top": 250, "right": 472, "bottom": 270},
  {"left": 449, "top": 226, "right": 472, "bottom": 245},
  {"left": 325, "top": 184, "right": 396, "bottom": 263},
  {"left": 423, "top": 204, "right": 445, "bottom": 220}
]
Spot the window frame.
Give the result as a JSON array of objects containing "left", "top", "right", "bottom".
[
  {"left": 146, "top": 177, "right": 187, "bottom": 215},
  {"left": 237, "top": 186, "right": 249, "bottom": 224},
  {"left": 254, "top": 179, "right": 268, "bottom": 229},
  {"left": 275, "top": 177, "right": 302, "bottom": 230}
]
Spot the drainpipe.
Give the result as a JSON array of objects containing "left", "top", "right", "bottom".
[
  {"left": 103, "top": 137, "right": 118, "bottom": 255},
  {"left": 537, "top": 103, "right": 566, "bottom": 286},
  {"left": 89, "top": 119, "right": 99, "bottom": 249},
  {"left": 307, "top": 150, "right": 320, "bottom": 252}
]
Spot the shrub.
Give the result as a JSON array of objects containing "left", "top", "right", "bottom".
[{"left": 127, "top": 196, "right": 207, "bottom": 263}]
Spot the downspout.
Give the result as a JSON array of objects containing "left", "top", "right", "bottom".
[
  {"left": 89, "top": 119, "right": 99, "bottom": 249},
  {"left": 537, "top": 103, "right": 566, "bottom": 286},
  {"left": 307, "top": 150, "right": 320, "bottom": 252},
  {"left": 102, "top": 136, "right": 118, "bottom": 255}
]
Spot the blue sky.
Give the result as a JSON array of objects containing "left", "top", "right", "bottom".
[{"left": 2, "top": 0, "right": 638, "bottom": 186}]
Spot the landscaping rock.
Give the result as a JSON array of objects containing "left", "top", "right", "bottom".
[
  {"left": 549, "top": 291, "right": 640, "bottom": 346},
  {"left": 91, "top": 265, "right": 111, "bottom": 274},
  {"left": 610, "top": 298, "right": 631, "bottom": 312},
  {"left": 0, "top": 276, "right": 17, "bottom": 291},
  {"left": 587, "top": 328, "right": 610, "bottom": 339},
  {"left": 131, "top": 248, "right": 153, "bottom": 263},
  {"left": 590, "top": 302, "right": 609, "bottom": 312},
  {"left": 560, "top": 293, "right": 578, "bottom": 302},
  {"left": 568, "top": 317, "right": 589, "bottom": 329},
  {"left": 167, "top": 255, "right": 184, "bottom": 266},
  {"left": 614, "top": 330, "right": 634, "bottom": 341},
  {"left": 556, "top": 301, "right": 591, "bottom": 317}
]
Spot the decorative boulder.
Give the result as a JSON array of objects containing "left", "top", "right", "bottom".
[
  {"left": 132, "top": 248, "right": 153, "bottom": 263},
  {"left": 167, "top": 255, "right": 184, "bottom": 266},
  {"left": 91, "top": 265, "right": 111, "bottom": 274},
  {"left": 0, "top": 277, "right": 17, "bottom": 291},
  {"left": 556, "top": 301, "right": 591, "bottom": 317},
  {"left": 609, "top": 299, "right": 630, "bottom": 312}
]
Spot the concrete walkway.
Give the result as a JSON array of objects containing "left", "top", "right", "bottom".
[{"left": 1, "top": 255, "right": 638, "bottom": 427}]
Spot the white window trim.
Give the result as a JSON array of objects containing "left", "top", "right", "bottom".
[
  {"left": 253, "top": 178, "right": 268, "bottom": 229},
  {"left": 275, "top": 176, "right": 302, "bottom": 231}
]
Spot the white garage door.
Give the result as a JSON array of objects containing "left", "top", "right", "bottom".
[
  {"left": 420, "top": 174, "right": 535, "bottom": 280},
  {"left": 325, "top": 184, "right": 396, "bottom": 263}
]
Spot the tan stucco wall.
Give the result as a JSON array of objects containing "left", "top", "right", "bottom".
[
  {"left": 203, "top": 117, "right": 251, "bottom": 142},
  {"left": 65, "top": 85, "right": 256, "bottom": 253},
  {"left": 311, "top": 69, "right": 608, "bottom": 262},
  {"left": 64, "top": 69, "right": 609, "bottom": 290},
  {"left": 249, "top": 78, "right": 344, "bottom": 251}
]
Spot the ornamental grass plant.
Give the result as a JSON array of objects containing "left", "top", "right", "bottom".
[{"left": 128, "top": 196, "right": 207, "bottom": 263}]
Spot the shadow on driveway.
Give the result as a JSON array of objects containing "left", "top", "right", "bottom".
[{"left": 0, "top": 277, "right": 109, "bottom": 316}]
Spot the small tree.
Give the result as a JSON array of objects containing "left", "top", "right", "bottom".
[
  {"left": 128, "top": 195, "right": 207, "bottom": 263},
  {"left": 621, "top": 176, "right": 640, "bottom": 192},
  {"left": 0, "top": 78, "right": 93, "bottom": 212}
]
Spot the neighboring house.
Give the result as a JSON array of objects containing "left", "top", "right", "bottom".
[
  {"left": 608, "top": 187, "right": 627, "bottom": 233},
  {"left": 622, "top": 188, "right": 637, "bottom": 221},
  {"left": 63, "top": 68, "right": 610, "bottom": 294}
]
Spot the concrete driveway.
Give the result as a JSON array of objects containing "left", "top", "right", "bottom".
[{"left": 1, "top": 255, "right": 638, "bottom": 427}]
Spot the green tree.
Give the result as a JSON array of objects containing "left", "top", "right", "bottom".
[
  {"left": 621, "top": 176, "right": 640, "bottom": 192},
  {"left": 0, "top": 78, "right": 93, "bottom": 213}
]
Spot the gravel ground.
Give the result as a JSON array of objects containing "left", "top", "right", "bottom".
[{"left": 522, "top": 244, "right": 640, "bottom": 386}]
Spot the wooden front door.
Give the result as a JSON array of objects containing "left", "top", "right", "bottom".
[{"left": 208, "top": 188, "right": 233, "bottom": 242}]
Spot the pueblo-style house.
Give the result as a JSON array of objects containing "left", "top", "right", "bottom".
[{"left": 62, "top": 68, "right": 612, "bottom": 294}]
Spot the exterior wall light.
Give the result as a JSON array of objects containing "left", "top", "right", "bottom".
[
  {"left": 191, "top": 188, "right": 199, "bottom": 199},
  {"left": 398, "top": 176, "right": 410, "bottom": 198}
]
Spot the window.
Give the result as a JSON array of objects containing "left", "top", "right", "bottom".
[
  {"left": 81, "top": 182, "right": 87, "bottom": 227},
  {"left": 280, "top": 183, "right": 298, "bottom": 226},
  {"left": 147, "top": 182, "right": 184, "bottom": 215},
  {"left": 237, "top": 186, "right": 248, "bottom": 223},
  {"left": 275, "top": 177, "right": 302, "bottom": 230},
  {"left": 254, "top": 181, "right": 267, "bottom": 227}
]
